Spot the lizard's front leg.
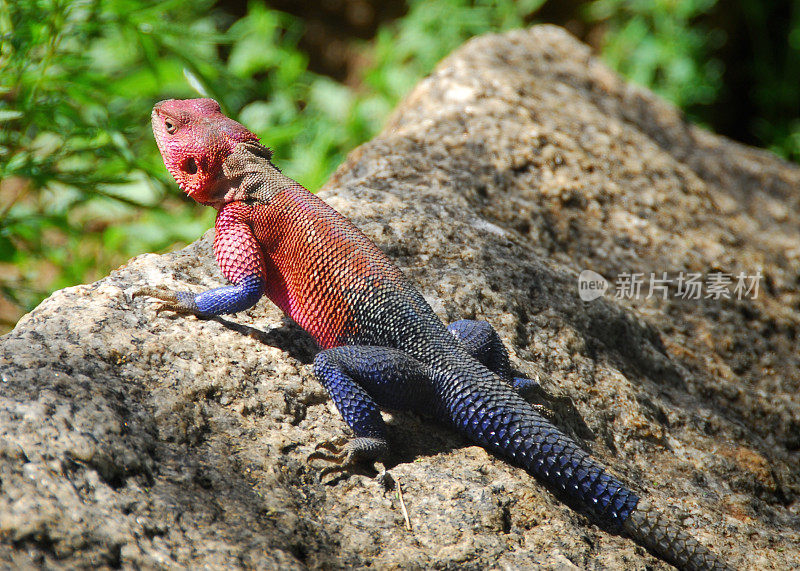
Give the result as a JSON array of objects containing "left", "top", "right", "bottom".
[
  {"left": 134, "top": 203, "right": 267, "bottom": 318},
  {"left": 309, "top": 346, "right": 433, "bottom": 480},
  {"left": 133, "top": 274, "right": 264, "bottom": 317}
]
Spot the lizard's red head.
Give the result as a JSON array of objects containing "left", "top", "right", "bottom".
[{"left": 151, "top": 98, "right": 259, "bottom": 205}]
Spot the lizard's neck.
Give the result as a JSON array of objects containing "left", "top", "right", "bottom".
[{"left": 213, "top": 141, "right": 299, "bottom": 207}]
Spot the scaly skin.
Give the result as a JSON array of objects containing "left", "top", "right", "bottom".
[{"left": 136, "top": 98, "right": 730, "bottom": 570}]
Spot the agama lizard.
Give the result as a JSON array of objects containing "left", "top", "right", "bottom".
[{"left": 135, "top": 98, "right": 729, "bottom": 570}]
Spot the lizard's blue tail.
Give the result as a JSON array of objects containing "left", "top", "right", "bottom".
[
  {"left": 441, "top": 378, "right": 639, "bottom": 526},
  {"left": 438, "top": 369, "right": 730, "bottom": 570}
]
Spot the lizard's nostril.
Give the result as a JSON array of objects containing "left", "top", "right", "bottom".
[{"left": 184, "top": 157, "right": 198, "bottom": 175}]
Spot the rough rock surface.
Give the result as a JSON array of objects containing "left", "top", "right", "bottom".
[{"left": 1, "top": 25, "right": 798, "bottom": 569}]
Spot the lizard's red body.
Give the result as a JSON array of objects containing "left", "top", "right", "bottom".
[{"left": 217, "top": 187, "right": 405, "bottom": 349}]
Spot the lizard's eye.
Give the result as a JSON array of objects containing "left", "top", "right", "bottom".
[
  {"left": 164, "top": 118, "right": 177, "bottom": 134},
  {"left": 184, "top": 157, "right": 198, "bottom": 175}
]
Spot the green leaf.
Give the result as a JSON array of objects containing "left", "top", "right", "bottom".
[
  {"left": 0, "top": 110, "right": 23, "bottom": 122},
  {"left": 0, "top": 234, "right": 16, "bottom": 262}
]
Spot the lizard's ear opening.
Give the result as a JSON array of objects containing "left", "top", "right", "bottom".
[{"left": 184, "top": 157, "right": 198, "bottom": 175}]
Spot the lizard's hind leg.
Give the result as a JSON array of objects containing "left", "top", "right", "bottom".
[
  {"left": 447, "top": 319, "right": 512, "bottom": 378},
  {"left": 448, "top": 319, "right": 543, "bottom": 395},
  {"left": 447, "top": 319, "right": 554, "bottom": 418},
  {"left": 310, "top": 346, "right": 434, "bottom": 479}
]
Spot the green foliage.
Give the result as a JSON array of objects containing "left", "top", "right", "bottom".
[
  {"left": 366, "top": 0, "right": 545, "bottom": 102},
  {"left": 586, "top": 0, "right": 724, "bottom": 110},
  {"left": 0, "top": 0, "right": 546, "bottom": 329},
  {"left": 0, "top": 0, "right": 365, "bottom": 326},
  {"left": 586, "top": 0, "right": 800, "bottom": 161},
  {"left": 0, "top": 0, "right": 797, "bottom": 330},
  {"left": 0, "top": 0, "right": 226, "bottom": 321},
  {"left": 740, "top": 0, "right": 800, "bottom": 162}
]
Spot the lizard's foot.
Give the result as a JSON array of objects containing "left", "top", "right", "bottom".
[
  {"left": 132, "top": 286, "right": 199, "bottom": 316},
  {"left": 512, "top": 377, "right": 557, "bottom": 420},
  {"left": 308, "top": 436, "right": 389, "bottom": 483}
]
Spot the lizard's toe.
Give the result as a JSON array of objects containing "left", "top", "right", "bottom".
[
  {"left": 511, "top": 378, "right": 558, "bottom": 420},
  {"left": 132, "top": 285, "right": 179, "bottom": 301},
  {"left": 132, "top": 287, "right": 200, "bottom": 316},
  {"left": 312, "top": 436, "right": 349, "bottom": 454},
  {"left": 308, "top": 436, "right": 389, "bottom": 483},
  {"left": 307, "top": 436, "right": 350, "bottom": 468},
  {"left": 531, "top": 403, "right": 557, "bottom": 421}
]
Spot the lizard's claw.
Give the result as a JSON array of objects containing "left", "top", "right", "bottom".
[
  {"left": 310, "top": 436, "right": 350, "bottom": 457},
  {"left": 307, "top": 436, "right": 389, "bottom": 483},
  {"left": 308, "top": 437, "right": 355, "bottom": 482},
  {"left": 132, "top": 286, "right": 198, "bottom": 316}
]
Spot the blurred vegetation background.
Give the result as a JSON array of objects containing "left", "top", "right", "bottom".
[{"left": 1, "top": 0, "right": 798, "bottom": 332}]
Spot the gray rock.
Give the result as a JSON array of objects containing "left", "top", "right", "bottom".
[{"left": 1, "top": 25, "right": 798, "bottom": 569}]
